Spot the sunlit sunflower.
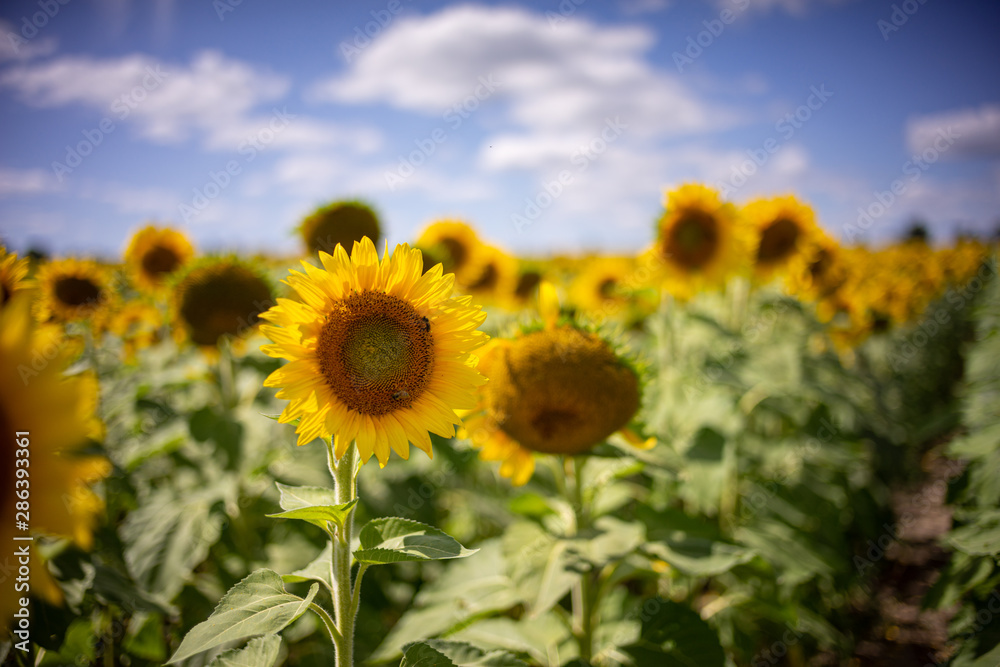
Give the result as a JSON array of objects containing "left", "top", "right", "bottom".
[
  {"left": 743, "top": 195, "right": 823, "bottom": 282},
  {"left": 124, "top": 225, "right": 195, "bottom": 292},
  {"left": 0, "top": 247, "right": 31, "bottom": 308},
  {"left": 35, "top": 258, "right": 114, "bottom": 325},
  {"left": 260, "top": 237, "right": 489, "bottom": 467},
  {"left": 1, "top": 292, "right": 109, "bottom": 625},
  {"left": 785, "top": 233, "right": 849, "bottom": 319},
  {"left": 463, "top": 284, "right": 646, "bottom": 485},
  {"left": 511, "top": 262, "right": 545, "bottom": 306},
  {"left": 172, "top": 257, "right": 274, "bottom": 349},
  {"left": 415, "top": 219, "right": 484, "bottom": 284},
  {"left": 569, "top": 256, "right": 634, "bottom": 317},
  {"left": 653, "top": 184, "right": 752, "bottom": 298},
  {"left": 109, "top": 300, "right": 163, "bottom": 363},
  {"left": 462, "top": 244, "right": 519, "bottom": 303},
  {"left": 299, "top": 200, "right": 382, "bottom": 256}
]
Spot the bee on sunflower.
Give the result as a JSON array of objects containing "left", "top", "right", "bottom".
[
  {"left": 123, "top": 225, "right": 195, "bottom": 293},
  {"left": 260, "top": 237, "right": 488, "bottom": 466},
  {"left": 298, "top": 200, "right": 382, "bottom": 257},
  {"left": 651, "top": 184, "right": 753, "bottom": 299},
  {"left": 743, "top": 195, "right": 823, "bottom": 283},
  {"left": 34, "top": 258, "right": 115, "bottom": 328},
  {"left": 171, "top": 256, "right": 275, "bottom": 351},
  {"left": 462, "top": 283, "right": 651, "bottom": 485},
  {"left": 1, "top": 292, "right": 109, "bottom": 625}
]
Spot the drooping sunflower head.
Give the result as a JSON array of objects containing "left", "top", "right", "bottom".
[
  {"left": 260, "top": 237, "right": 488, "bottom": 467},
  {"left": 415, "top": 219, "right": 483, "bottom": 282},
  {"left": 35, "top": 258, "right": 114, "bottom": 325},
  {"left": 298, "top": 200, "right": 382, "bottom": 256},
  {"left": 655, "top": 184, "right": 751, "bottom": 297},
  {"left": 464, "top": 322, "right": 643, "bottom": 485},
  {"left": 743, "top": 195, "right": 822, "bottom": 281},
  {"left": 0, "top": 247, "right": 30, "bottom": 308},
  {"left": 1, "top": 292, "right": 109, "bottom": 624},
  {"left": 172, "top": 257, "right": 275, "bottom": 348},
  {"left": 124, "top": 225, "right": 195, "bottom": 292}
]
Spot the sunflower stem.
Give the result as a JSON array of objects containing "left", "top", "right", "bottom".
[
  {"left": 328, "top": 439, "right": 359, "bottom": 667},
  {"left": 218, "top": 336, "right": 237, "bottom": 411},
  {"left": 567, "top": 455, "right": 595, "bottom": 664}
]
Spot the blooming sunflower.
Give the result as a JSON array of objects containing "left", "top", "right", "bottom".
[
  {"left": 109, "top": 300, "right": 163, "bottom": 363},
  {"left": 35, "top": 258, "right": 114, "bottom": 325},
  {"left": 124, "top": 225, "right": 195, "bottom": 292},
  {"left": 260, "top": 237, "right": 488, "bottom": 466},
  {"left": 785, "top": 232, "right": 849, "bottom": 319},
  {"left": 415, "top": 219, "right": 484, "bottom": 284},
  {"left": 654, "top": 184, "right": 752, "bottom": 298},
  {"left": 743, "top": 195, "right": 822, "bottom": 282},
  {"left": 299, "top": 200, "right": 382, "bottom": 256},
  {"left": 569, "top": 256, "right": 634, "bottom": 317},
  {"left": 462, "top": 244, "right": 519, "bottom": 302},
  {"left": 463, "top": 284, "right": 646, "bottom": 485},
  {"left": 0, "top": 247, "right": 30, "bottom": 307},
  {"left": 1, "top": 292, "right": 109, "bottom": 625},
  {"left": 172, "top": 257, "right": 275, "bottom": 349}
]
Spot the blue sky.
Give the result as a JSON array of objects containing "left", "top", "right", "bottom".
[{"left": 0, "top": 0, "right": 997, "bottom": 259}]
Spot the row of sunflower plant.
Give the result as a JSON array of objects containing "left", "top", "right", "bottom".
[{"left": 1, "top": 183, "right": 997, "bottom": 666}]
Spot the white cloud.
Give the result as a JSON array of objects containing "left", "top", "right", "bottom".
[
  {"left": 0, "top": 50, "right": 382, "bottom": 154},
  {"left": 0, "top": 167, "right": 61, "bottom": 197},
  {"left": 906, "top": 104, "right": 1000, "bottom": 159},
  {"left": 0, "top": 19, "right": 58, "bottom": 62}
]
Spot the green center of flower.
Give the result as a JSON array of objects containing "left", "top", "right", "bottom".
[
  {"left": 757, "top": 218, "right": 800, "bottom": 265},
  {"left": 317, "top": 290, "right": 434, "bottom": 416},
  {"left": 666, "top": 211, "right": 719, "bottom": 270},
  {"left": 142, "top": 245, "right": 182, "bottom": 277},
  {"left": 55, "top": 276, "right": 102, "bottom": 308}
]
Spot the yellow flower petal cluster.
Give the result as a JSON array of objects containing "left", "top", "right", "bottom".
[{"left": 124, "top": 225, "right": 195, "bottom": 292}]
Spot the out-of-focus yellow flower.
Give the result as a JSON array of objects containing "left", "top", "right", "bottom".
[
  {"left": 260, "top": 238, "right": 488, "bottom": 467},
  {"left": 743, "top": 195, "right": 823, "bottom": 282},
  {"left": 35, "top": 258, "right": 115, "bottom": 327},
  {"left": 569, "top": 256, "right": 633, "bottom": 318},
  {"left": 462, "top": 244, "right": 519, "bottom": 304},
  {"left": 415, "top": 219, "right": 484, "bottom": 284},
  {"left": 0, "top": 247, "right": 31, "bottom": 308},
  {"left": 1, "top": 292, "right": 109, "bottom": 624},
  {"left": 124, "top": 225, "right": 195, "bottom": 292},
  {"left": 298, "top": 200, "right": 381, "bottom": 257},
  {"left": 109, "top": 300, "right": 163, "bottom": 362},
  {"left": 652, "top": 184, "right": 752, "bottom": 299}
]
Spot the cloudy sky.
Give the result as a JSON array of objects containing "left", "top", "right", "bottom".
[{"left": 0, "top": 0, "right": 997, "bottom": 258}]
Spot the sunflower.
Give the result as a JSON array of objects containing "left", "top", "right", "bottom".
[
  {"left": 653, "top": 184, "right": 752, "bottom": 298},
  {"left": 35, "top": 258, "right": 114, "bottom": 325},
  {"left": 511, "top": 262, "right": 546, "bottom": 306},
  {"left": 463, "top": 284, "right": 646, "bottom": 485},
  {"left": 124, "top": 225, "right": 195, "bottom": 292},
  {"left": 569, "top": 256, "right": 634, "bottom": 317},
  {"left": 0, "top": 247, "right": 30, "bottom": 308},
  {"left": 1, "top": 292, "right": 109, "bottom": 625},
  {"left": 109, "top": 300, "right": 163, "bottom": 362},
  {"left": 299, "top": 200, "right": 382, "bottom": 256},
  {"left": 415, "top": 220, "right": 484, "bottom": 284},
  {"left": 785, "top": 233, "right": 849, "bottom": 318},
  {"left": 462, "top": 244, "right": 519, "bottom": 303},
  {"left": 743, "top": 195, "right": 823, "bottom": 282},
  {"left": 260, "top": 237, "right": 488, "bottom": 467},
  {"left": 172, "top": 257, "right": 274, "bottom": 349}
]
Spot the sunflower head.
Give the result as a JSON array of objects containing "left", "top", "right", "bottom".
[
  {"left": 299, "top": 200, "right": 382, "bottom": 256},
  {"left": 260, "top": 237, "right": 488, "bottom": 467},
  {"left": 415, "top": 219, "right": 483, "bottom": 282},
  {"left": 0, "top": 247, "right": 30, "bottom": 307},
  {"left": 513, "top": 266, "right": 544, "bottom": 304},
  {"left": 462, "top": 245, "right": 519, "bottom": 304},
  {"left": 655, "top": 184, "right": 751, "bottom": 297},
  {"left": 743, "top": 195, "right": 822, "bottom": 281},
  {"left": 173, "top": 257, "right": 274, "bottom": 348},
  {"left": 35, "top": 258, "right": 114, "bottom": 325},
  {"left": 124, "top": 225, "right": 195, "bottom": 292}
]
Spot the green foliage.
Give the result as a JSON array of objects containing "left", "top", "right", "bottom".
[{"left": 355, "top": 517, "right": 478, "bottom": 564}]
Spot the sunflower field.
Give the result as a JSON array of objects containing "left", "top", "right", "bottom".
[{"left": 2, "top": 186, "right": 999, "bottom": 667}]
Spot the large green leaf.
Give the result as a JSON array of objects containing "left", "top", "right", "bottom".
[
  {"left": 400, "top": 640, "right": 528, "bottom": 667},
  {"left": 354, "top": 517, "right": 477, "bottom": 564},
  {"left": 267, "top": 482, "right": 356, "bottom": 532},
  {"left": 621, "top": 598, "right": 724, "bottom": 667},
  {"left": 502, "top": 522, "right": 577, "bottom": 616},
  {"left": 946, "top": 510, "right": 1000, "bottom": 556},
  {"left": 282, "top": 542, "right": 333, "bottom": 591},
  {"left": 566, "top": 516, "right": 645, "bottom": 569},
  {"left": 644, "top": 534, "right": 754, "bottom": 577},
  {"left": 166, "top": 569, "right": 318, "bottom": 664},
  {"left": 205, "top": 635, "right": 282, "bottom": 667}
]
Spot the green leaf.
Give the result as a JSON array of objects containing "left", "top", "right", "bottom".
[
  {"left": 566, "top": 516, "right": 645, "bottom": 569},
  {"left": 166, "top": 569, "right": 318, "bottom": 664},
  {"left": 401, "top": 640, "right": 528, "bottom": 667},
  {"left": 205, "top": 635, "right": 282, "bottom": 667},
  {"left": 502, "top": 522, "right": 577, "bottom": 616},
  {"left": 644, "top": 534, "right": 754, "bottom": 577},
  {"left": 946, "top": 510, "right": 1000, "bottom": 556},
  {"left": 268, "top": 482, "right": 357, "bottom": 532},
  {"left": 354, "top": 517, "right": 478, "bottom": 565},
  {"left": 621, "top": 598, "right": 724, "bottom": 667},
  {"left": 282, "top": 542, "right": 332, "bottom": 591}
]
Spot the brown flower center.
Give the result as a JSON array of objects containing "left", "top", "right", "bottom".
[
  {"left": 141, "top": 245, "right": 182, "bottom": 277},
  {"left": 178, "top": 264, "right": 273, "bottom": 346},
  {"left": 316, "top": 290, "right": 434, "bottom": 416},
  {"left": 54, "top": 276, "right": 102, "bottom": 308},
  {"left": 665, "top": 211, "right": 719, "bottom": 270},
  {"left": 757, "top": 218, "right": 800, "bottom": 265}
]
